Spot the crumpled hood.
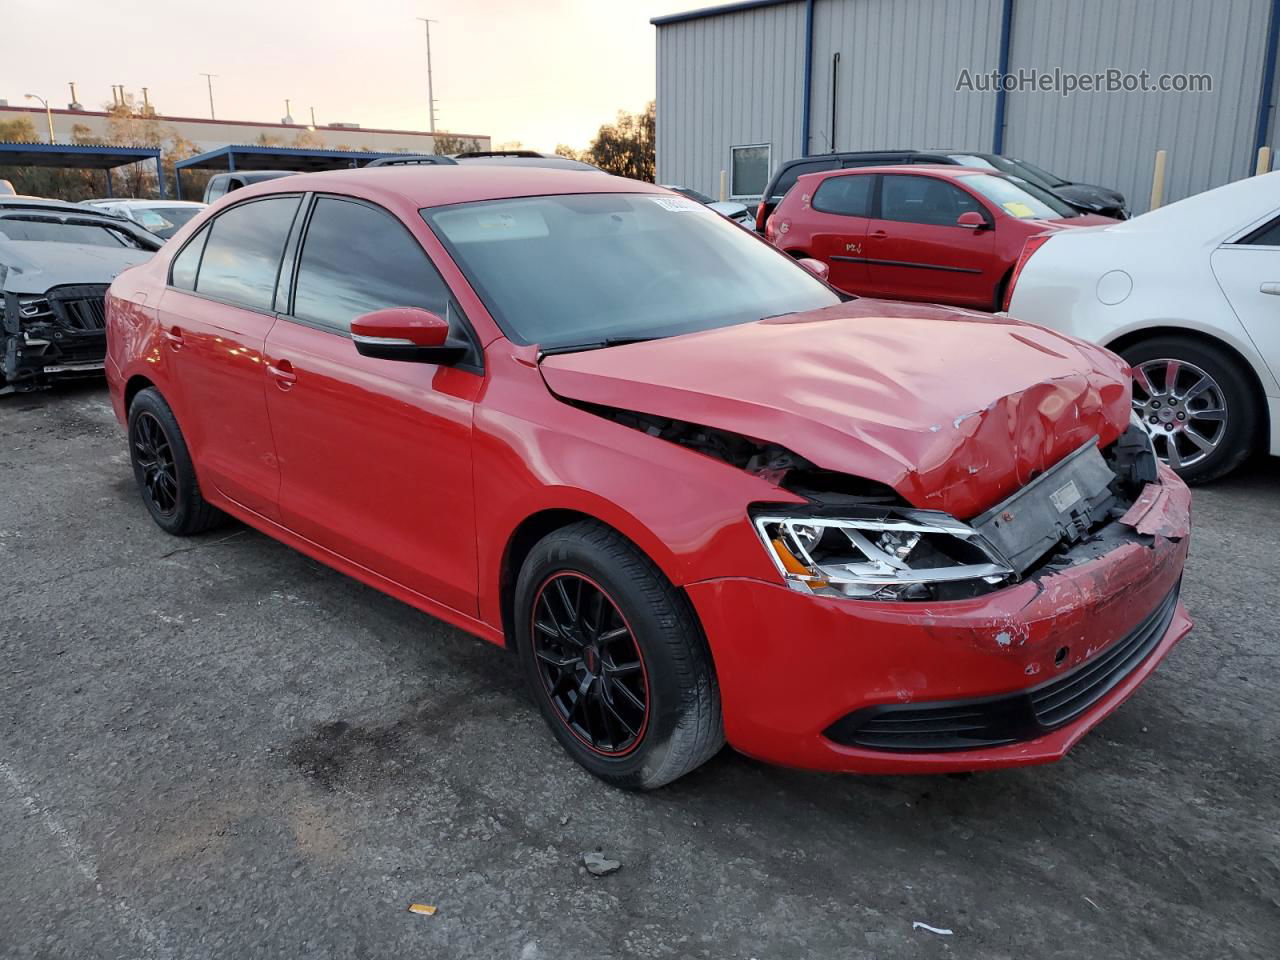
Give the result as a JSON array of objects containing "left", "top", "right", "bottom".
[
  {"left": 539, "top": 300, "right": 1131, "bottom": 519},
  {"left": 0, "top": 240, "right": 153, "bottom": 295}
]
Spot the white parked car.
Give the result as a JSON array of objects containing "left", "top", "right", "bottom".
[
  {"left": 82, "top": 199, "right": 207, "bottom": 241},
  {"left": 1005, "top": 172, "right": 1280, "bottom": 482}
]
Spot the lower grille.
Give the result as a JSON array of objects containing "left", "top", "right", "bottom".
[
  {"left": 824, "top": 586, "right": 1180, "bottom": 752},
  {"left": 48, "top": 284, "right": 109, "bottom": 331}
]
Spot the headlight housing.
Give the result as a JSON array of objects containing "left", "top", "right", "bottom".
[{"left": 753, "top": 508, "right": 1013, "bottom": 602}]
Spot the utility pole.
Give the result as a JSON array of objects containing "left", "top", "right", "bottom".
[
  {"left": 200, "top": 73, "right": 217, "bottom": 120},
  {"left": 309, "top": 106, "right": 318, "bottom": 130},
  {"left": 416, "top": 17, "right": 438, "bottom": 134},
  {"left": 23, "top": 93, "right": 54, "bottom": 143}
]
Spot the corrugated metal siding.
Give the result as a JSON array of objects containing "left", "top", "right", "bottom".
[
  {"left": 809, "top": 0, "right": 1002, "bottom": 154},
  {"left": 1003, "top": 0, "right": 1271, "bottom": 212},
  {"left": 655, "top": 0, "right": 807, "bottom": 197}
]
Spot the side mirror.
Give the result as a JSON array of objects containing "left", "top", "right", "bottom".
[
  {"left": 351, "top": 306, "right": 466, "bottom": 364},
  {"left": 957, "top": 211, "right": 988, "bottom": 230},
  {"left": 796, "top": 257, "right": 830, "bottom": 281}
]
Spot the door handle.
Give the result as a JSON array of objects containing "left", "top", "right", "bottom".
[
  {"left": 1260, "top": 282, "right": 1280, "bottom": 296},
  {"left": 163, "top": 326, "right": 184, "bottom": 350},
  {"left": 267, "top": 358, "right": 297, "bottom": 389},
  {"left": 869, "top": 230, "right": 888, "bottom": 240}
]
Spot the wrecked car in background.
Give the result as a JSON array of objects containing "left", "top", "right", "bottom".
[
  {"left": 1, "top": 197, "right": 161, "bottom": 394},
  {"left": 106, "top": 168, "right": 1192, "bottom": 790}
]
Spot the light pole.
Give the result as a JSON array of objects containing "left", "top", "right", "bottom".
[
  {"left": 200, "top": 73, "right": 217, "bottom": 120},
  {"left": 24, "top": 93, "right": 54, "bottom": 144},
  {"left": 416, "top": 17, "right": 438, "bottom": 134}
]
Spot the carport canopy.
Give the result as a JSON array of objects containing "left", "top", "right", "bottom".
[
  {"left": 0, "top": 140, "right": 166, "bottom": 198},
  {"left": 173, "top": 144, "right": 416, "bottom": 199}
]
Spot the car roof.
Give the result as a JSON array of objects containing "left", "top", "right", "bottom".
[
  {"left": 796, "top": 164, "right": 994, "bottom": 182},
  {"left": 0, "top": 195, "right": 133, "bottom": 217},
  {"left": 234, "top": 165, "right": 658, "bottom": 208},
  {"left": 86, "top": 198, "right": 206, "bottom": 208}
]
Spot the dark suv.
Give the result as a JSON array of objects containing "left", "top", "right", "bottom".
[{"left": 755, "top": 150, "right": 1127, "bottom": 230}]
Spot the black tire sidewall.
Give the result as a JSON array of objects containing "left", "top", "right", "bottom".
[
  {"left": 1119, "top": 335, "right": 1258, "bottom": 484},
  {"left": 127, "top": 388, "right": 205, "bottom": 534},
  {"left": 513, "top": 526, "right": 705, "bottom": 787}
]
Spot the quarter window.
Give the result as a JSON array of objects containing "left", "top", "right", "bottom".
[
  {"left": 1238, "top": 215, "right": 1280, "bottom": 246},
  {"left": 880, "top": 175, "right": 983, "bottom": 227},
  {"left": 169, "top": 227, "right": 208, "bottom": 290},
  {"left": 811, "top": 175, "right": 874, "bottom": 217},
  {"left": 731, "top": 144, "right": 771, "bottom": 199},
  {"left": 194, "top": 196, "right": 300, "bottom": 311},
  {"left": 291, "top": 196, "right": 454, "bottom": 333}
]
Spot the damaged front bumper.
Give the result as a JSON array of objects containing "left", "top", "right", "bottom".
[
  {"left": 1, "top": 285, "right": 109, "bottom": 393},
  {"left": 687, "top": 464, "right": 1192, "bottom": 774}
]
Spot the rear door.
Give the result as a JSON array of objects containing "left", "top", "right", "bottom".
[
  {"left": 1211, "top": 212, "right": 1280, "bottom": 383},
  {"left": 263, "top": 194, "right": 482, "bottom": 615},
  {"left": 804, "top": 174, "right": 875, "bottom": 294},
  {"left": 156, "top": 194, "right": 301, "bottom": 519},
  {"left": 862, "top": 173, "right": 997, "bottom": 308}
]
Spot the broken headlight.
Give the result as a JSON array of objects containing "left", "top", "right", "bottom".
[
  {"left": 17, "top": 297, "right": 53, "bottom": 321},
  {"left": 753, "top": 509, "right": 1014, "bottom": 601}
]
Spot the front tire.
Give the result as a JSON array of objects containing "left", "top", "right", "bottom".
[
  {"left": 127, "top": 387, "right": 225, "bottom": 535},
  {"left": 1120, "top": 335, "right": 1258, "bottom": 484},
  {"left": 514, "top": 521, "right": 723, "bottom": 790}
]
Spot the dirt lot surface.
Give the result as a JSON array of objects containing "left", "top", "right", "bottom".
[{"left": 2, "top": 384, "right": 1277, "bottom": 959}]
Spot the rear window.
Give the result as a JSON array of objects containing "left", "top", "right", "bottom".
[
  {"left": 771, "top": 159, "right": 838, "bottom": 200},
  {"left": 0, "top": 216, "right": 140, "bottom": 247}
]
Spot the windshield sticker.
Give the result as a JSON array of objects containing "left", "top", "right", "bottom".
[
  {"left": 1002, "top": 201, "right": 1036, "bottom": 218},
  {"left": 650, "top": 196, "right": 704, "bottom": 213}
]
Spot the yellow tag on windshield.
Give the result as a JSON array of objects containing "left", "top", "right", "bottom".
[{"left": 1002, "top": 201, "right": 1036, "bottom": 218}]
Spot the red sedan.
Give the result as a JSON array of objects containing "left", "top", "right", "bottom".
[
  {"left": 105, "top": 167, "right": 1190, "bottom": 789},
  {"left": 766, "top": 165, "right": 1115, "bottom": 310}
]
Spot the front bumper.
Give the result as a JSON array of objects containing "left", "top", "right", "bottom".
[{"left": 687, "top": 469, "right": 1192, "bottom": 774}]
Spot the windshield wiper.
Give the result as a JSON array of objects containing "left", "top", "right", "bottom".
[{"left": 540, "top": 336, "right": 661, "bottom": 356}]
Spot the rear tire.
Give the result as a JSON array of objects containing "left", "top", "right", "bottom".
[
  {"left": 514, "top": 520, "right": 723, "bottom": 790},
  {"left": 127, "top": 387, "right": 225, "bottom": 535},
  {"left": 1119, "top": 335, "right": 1258, "bottom": 484}
]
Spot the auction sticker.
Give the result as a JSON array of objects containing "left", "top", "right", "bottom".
[{"left": 650, "top": 196, "right": 704, "bottom": 213}]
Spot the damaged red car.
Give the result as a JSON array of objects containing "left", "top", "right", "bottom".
[{"left": 105, "top": 167, "right": 1192, "bottom": 790}]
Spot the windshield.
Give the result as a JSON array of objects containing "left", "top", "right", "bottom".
[
  {"left": 946, "top": 153, "right": 1063, "bottom": 192},
  {"left": 669, "top": 186, "right": 715, "bottom": 204},
  {"left": 138, "top": 206, "right": 201, "bottom": 238},
  {"left": 0, "top": 215, "right": 142, "bottom": 247},
  {"left": 959, "top": 174, "right": 1078, "bottom": 219},
  {"left": 1008, "top": 158, "right": 1070, "bottom": 187},
  {"left": 424, "top": 192, "right": 841, "bottom": 349}
]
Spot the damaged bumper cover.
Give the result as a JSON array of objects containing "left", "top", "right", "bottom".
[
  {"left": 687, "top": 463, "right": 1192, "bottom": 774},
  {"left": 1, "top": 285, "right": 109, "bottom": 393}
]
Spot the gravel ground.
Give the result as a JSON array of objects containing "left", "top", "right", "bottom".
[{"left": 2, "top": 383, "right": 1277, "bottom": 960}]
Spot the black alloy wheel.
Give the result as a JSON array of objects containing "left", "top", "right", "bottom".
[
  {"left": 131, "top": 411, "right": 179, "bottom": 516},
  {"left": 530, "top": 572, "right": 650, "bottom": 756}
]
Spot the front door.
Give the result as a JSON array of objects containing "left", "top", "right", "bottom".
[
  {"left": 1211, "top": 219, "right": 1280, "bottom": 386},
  {"left": 862, "top": 173, "right": 997, "bottom": 308},
  {"left": 263, "top": 195, "right": 482, "bottom": 615},
  {"left": 156, "top": 194, "right": 302, "bottom": 519}
]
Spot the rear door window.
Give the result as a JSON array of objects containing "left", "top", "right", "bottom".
[
  {"left": 194, "top": 196, "right": 301, "bottom": 311},
  {"left": 289, "top": 196, "right": 454, "bottom": 334},
  {"left": 811, "top": 175, "right": 875, "bottom": 217}
]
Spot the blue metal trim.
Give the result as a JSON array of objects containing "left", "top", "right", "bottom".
[
  {"left": 0, "top": 141, "right": 161, "bottom": 162},
  {"left": 1254, "top": 0, "right": 1280, "bottom": 159},
  {"left": 800, "top": 0, "right": 815, "bottom": 157},
  {"left": 650, "top": 0, "right": 797, "bottom": 27},
  {"left": 155, "top": 156, "right": 166, "bottom": 199},
  {"left": 992, "top": 0, "right": 1015, "bottom": 154}
]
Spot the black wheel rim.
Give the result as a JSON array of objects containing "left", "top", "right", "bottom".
[
  {"left": 530, "top": 572, "right": 650, "bottom": 757},
  {"left": 132, "top": 412, "right": 179, "bottom": 516}
]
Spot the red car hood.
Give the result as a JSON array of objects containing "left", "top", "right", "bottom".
[{"left": 538, "top": 300, "right": 1131, "bottom": 519}]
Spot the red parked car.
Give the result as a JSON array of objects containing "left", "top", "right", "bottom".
[
  {"left": 105, "top": 167, "right": 1190, "bottom": 789},
  {"left": 767, "top": 165, "right": 1116, "bottom": 310}
]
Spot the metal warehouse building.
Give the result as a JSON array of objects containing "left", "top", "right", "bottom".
[{"left": 653, "top": 0, "right": 1280, "bottom": 213}]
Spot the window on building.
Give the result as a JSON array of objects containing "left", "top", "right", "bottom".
[
  {"left": 811, "top": 175, "right": 874, "bottom": 218},
  {"left": 731, "top": 144, "right": 771, "bottom": 199},
  {"left": 291, "top": 196, "right": 454, "bottom": 333},
  {"left": 194, "top": 196, "right": 300, "bottom": 310}
]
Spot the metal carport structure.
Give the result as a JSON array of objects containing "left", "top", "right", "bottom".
[
  {"left": 173, "top": 145, "right": 414, "bottom": 199},
  {"left": 0, "top": 141, "right": 166, "bottom": 198}
]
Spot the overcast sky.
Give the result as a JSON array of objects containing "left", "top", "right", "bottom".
[{"left": 6, "top": 0, "right": 693, "bottom": 149}]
